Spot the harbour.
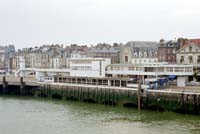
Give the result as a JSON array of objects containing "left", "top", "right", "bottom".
[
  {"left": 1, "top": 0, "right": 200, "bottom": 133},
  {"left": 0, "top": 96, "right": 199, "bottom": 134}
]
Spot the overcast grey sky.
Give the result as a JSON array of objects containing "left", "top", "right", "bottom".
[{"left": 0, "top": 0, "right": 200, "bottom": 49}]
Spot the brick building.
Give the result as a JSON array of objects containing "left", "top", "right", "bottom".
[{"left": 158, "top": 39, "right": 179, "bottom": 63}]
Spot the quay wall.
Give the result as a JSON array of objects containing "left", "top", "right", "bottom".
[{"left": 0, "top": 78, "right": 199, "bottom": 115}]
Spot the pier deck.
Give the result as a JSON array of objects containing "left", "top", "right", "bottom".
[{"left": 0, "top": 76, "right": 200, "bottom": 94}]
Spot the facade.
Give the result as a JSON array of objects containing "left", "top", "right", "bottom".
[
  {"left": 119, "top": 45, "right": 133, "bottom": 64},
  {"left": 0, "top": 46, "right": 5, "bottom": 70},
  {"left": 120, "top": 41, "right": 158, "bottom": 64},
  {"left": 158, "top": 39, "right": 179, "bottom": 63},
  {"left": 132, "top": 58, "right": 158, "bottom": 65},
  {"left": 11, "top": 54, "right": 20, "bottom": 70},
  {"left": 131, "top": 47, "right": 158, "bottom": 65},
  {"left": 176, "top": 43, "right": 200, "bottom": 65},
  {"left": 69, "top": 58, "right": 111, "bottom": 77},
  {"left": 0, "top": 45, "right": 15, "bottom": 71},
  {"left": 70, "top": 50, "right": 87, "bottom": 59},
  {"left": 178, "top": 38, "right": 200, "bottom": 48},
  {"left": 29, "top": 45, "right": 64, "bottom": 68}
]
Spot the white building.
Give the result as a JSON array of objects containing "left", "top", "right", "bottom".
[
  {"left": 176, "top": 43, "right": 200, "bottom": 66},
  {"left": 70, "top": 50, "right": 87, "bottom": 59},
  {"left": 69, "top": 58, "right": 111, "bottom": 77}
]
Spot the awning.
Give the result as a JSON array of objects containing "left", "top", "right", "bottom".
[{"left": 168, "top": 75, "right": 176, "bottom": 79}]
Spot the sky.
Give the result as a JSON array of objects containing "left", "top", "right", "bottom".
[{"left": 0, "top": 0, "right": 200, "bottom": 49}]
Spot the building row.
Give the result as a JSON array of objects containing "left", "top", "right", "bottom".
[
  {"left": 10, "top": 37, "right": 200, "bottom": 89},
  {"left": 1, "top": 38, "right": 200, "bottom": 72}
]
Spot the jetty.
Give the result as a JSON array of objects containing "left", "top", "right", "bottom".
[{"left": 0, "top": 76, "right": 199, "bottom": 115}]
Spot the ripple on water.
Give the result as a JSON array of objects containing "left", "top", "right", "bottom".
[{"left": 0, "top": 97, "right": 199, "bottom": 134}]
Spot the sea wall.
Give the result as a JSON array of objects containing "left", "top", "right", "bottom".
[{"left": 0, "top": 83, "right": 199, "bottom": 115}]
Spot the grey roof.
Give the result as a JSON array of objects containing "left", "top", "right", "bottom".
[
  {"left": 158, "top": 40, "right": 178, "bottom": 47},
  {"left": 88, "top": 47, "right": 120, "bottom": 53},
  {"left": 125, "top": 41, "right": 159, "bottom": 48}
]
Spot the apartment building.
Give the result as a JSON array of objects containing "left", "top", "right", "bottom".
[
  {"left": 176, "top": 43, "right": 200, "bottom": 65},
  {"left": 158, "top": 39, "right": 179, "bottom": 63}
]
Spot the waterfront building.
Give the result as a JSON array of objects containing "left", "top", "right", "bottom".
[
  {"left": 131, "top": 47, "right": 158, "bottom": 65},
  {"left": 29, "top": 45, "right": 64, "bottom": 68},
  {"left": 0, "top": 45, "right": 15, "bottom": 72},
  {"left": 158, "top": 39, "right": 179, "bottom": 63},
  {"left": 11, "top": 54, "right": 20, "bottom": 70},
  {"left": 178, "top": 38, "right": 200, "bottom": 48},
  {"left": 69, "top": 58, "right": 111, "bottom": 77},
  {"left": 120, "top": 41, "right": 158, "bottom": 64},
  {"left": 12, "top": 38, "right": 200, "bottom": 88},
  {"left": 0, "top": 46, "right": 5, "bottom": 70},
  {"left": 176, "top": 43, "right": 200, "bottom": 66},
  {"left": 106, "top": 63, "right": 194, "bottom": 87},
  {"left": 87, "top": 43, "right": 120, "bottom": 64},
  {"left": 21, "top": 48, "right": 32, "bottom": 68},
  {"left": 70, "top": 50, "right": 87, "bottom": 59}
]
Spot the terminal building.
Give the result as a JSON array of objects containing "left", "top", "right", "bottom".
[
  {"left": 16, "top": 56, "right": 199, "bottom": 89},
  {"left": 69, "top": 58, "right": 111, "bottom": 77}
]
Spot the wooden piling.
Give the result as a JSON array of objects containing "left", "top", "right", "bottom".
[
  {"left": 3, "top": 76, "right": 7, "bottom": 94},
  {"left": 20, "top": 77, "right": 25, "bottom": 95},
  {"left": 138, "top": 79, "right": 141, "bottom": 112}
]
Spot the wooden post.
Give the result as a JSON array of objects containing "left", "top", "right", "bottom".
[
  {"left": 3, "top": 76, "right": 7, "bottom": 94},
  {"left": 181, "top": 92, "right": 185, "bottom": 112},
  {"left": 20, "top": 77, "right": 24, "bottom": 95},
  {"left": 193, "top": 94, "right": 197, "bottom": 114},
  {"left": 138, "top": 78, "right": 141, "bottom": 112}
]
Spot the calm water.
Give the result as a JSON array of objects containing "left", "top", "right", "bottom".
[{"left": 0, "top": 97, "right": 199, "bottom": 134}]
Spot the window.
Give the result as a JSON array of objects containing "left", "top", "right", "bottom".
[
  {"left": 99, "top": 61, "right": 102, "bottom": 76},
  {"left": 180, "top": 56, "right": 184, "bottom": 64},
  {"left": 189, "top": 46, "right": 192, "bottom": 53},
  {"left": 197, "top": 56, "right": 200, "bottom": 64},
  {"left": 125, "top": 56, "right": 128, "bottom": 63},
  {"left": 168, "top": 49, "right": 171, "bottom": 54},
  {"left": 188, "top": 56, "right": 193, "bottom": 64}
]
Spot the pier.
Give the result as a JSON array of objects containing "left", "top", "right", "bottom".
[{"left": 0, "top": 76, "right": 200, "bottom": 115}]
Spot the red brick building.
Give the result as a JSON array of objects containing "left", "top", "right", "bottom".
[{"left": 158, "top": 39, "right": 179, "bottom": 63}]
